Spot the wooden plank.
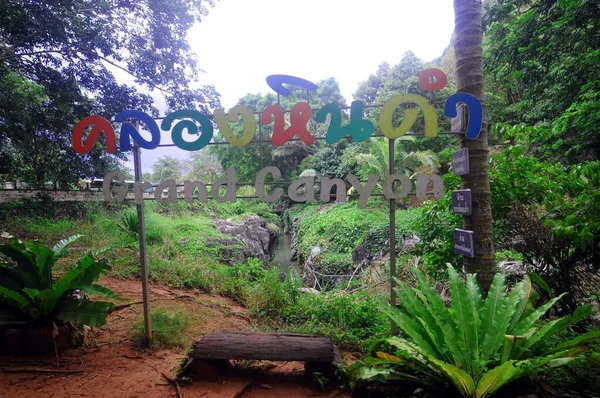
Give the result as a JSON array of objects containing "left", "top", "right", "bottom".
[{"left": 192, "top": 331, "right": 335, "bottom": 363}]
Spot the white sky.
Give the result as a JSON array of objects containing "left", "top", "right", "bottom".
[
  {"left": 192, "top": 0, "right": 455, "bottom": 107},
  {"left": 125, "top": 0, "right": 456, "bottom": 174}
]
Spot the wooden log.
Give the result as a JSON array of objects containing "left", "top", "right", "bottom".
[{"left": 192, "top": 331, "right": 335, "bottom": 363}]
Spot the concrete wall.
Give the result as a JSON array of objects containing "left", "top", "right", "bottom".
[{"left": 0, "top": 190, "right": 105, "bottom": 204}]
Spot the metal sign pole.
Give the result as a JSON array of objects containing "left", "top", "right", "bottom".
[
  {"left": 132, "top": 120, "right": 152, "bottom": 346},
  {"left": 388, "top": 138, "right": 397, "bottom": 335}
]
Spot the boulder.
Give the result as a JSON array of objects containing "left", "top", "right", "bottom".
[{"left": 208, "top": 216, "right": 278, "bottom": 265}]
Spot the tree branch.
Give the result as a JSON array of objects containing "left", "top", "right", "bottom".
[{"left": 0, "top": 49, "right": 175, "bottom": 96}]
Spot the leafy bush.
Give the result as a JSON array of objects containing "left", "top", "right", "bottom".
[
  {"left": 133, "top": 307, "right": 189, "bottom": 349},
  {"left": 349, "top": 266, "right": 600, "bottom": 397},
  {"left": 0, "top": 235, "right": 122, "bottom": 327}
]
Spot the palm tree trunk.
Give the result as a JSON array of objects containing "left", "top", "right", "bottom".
[{"left": 453, "top": 0, "right": 495, "bottom": 292}]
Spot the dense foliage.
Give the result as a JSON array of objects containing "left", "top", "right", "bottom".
[
  {"left": 0, "top": 0, "right": 220, "bottom": 187},
  {"left": 350, "top": 266, "right": 600, "bottom": 397},
  {"left": 0, "top": 235, "right": 121, "bottom": 327}
]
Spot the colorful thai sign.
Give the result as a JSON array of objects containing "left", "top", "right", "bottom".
[
  {"left": 71, "top": 70, "right": 484, "bottom": 207},
  {"left": 72, "top": 70, "right": 483, "bottom": 154}
]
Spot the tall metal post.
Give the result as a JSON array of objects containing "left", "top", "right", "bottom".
[
  {"left": 132, "top": 120, "right": 152, "bottom": 346},
  {"left": 388, "top": 138, "right": 397, "bottom": 335}
]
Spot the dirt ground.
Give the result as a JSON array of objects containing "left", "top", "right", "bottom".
[{"left": 0, "top": 277, "right": 351, "bottom": 398}]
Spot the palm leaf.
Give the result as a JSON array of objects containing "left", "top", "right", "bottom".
[{"left": 53, "top": 234, "right": 83, "bottom": 258}]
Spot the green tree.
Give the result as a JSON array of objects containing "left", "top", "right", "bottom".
[
  {"left": 211, "top": 78, "right": 348, "bottom": 184},
  {"left": 0, "top": 72, "right": 120, "bottom": 187},
  {"left": 0, "top": 0, "right": 221, "bottom": 186},
  {"left": 454, "top": 0, "right": 496, "bottom": 292},
  {"left": 483, "top": 0, "right": 600, "bottom": 162},
  {"left": 152, "top": 156, "right": 184, "bottom": 183},
  {"left": 356, "top": 138, "right": 440, "bottom": 181},
  {"left": 185, "top": 150, "right": 222, "bottom": 183}
]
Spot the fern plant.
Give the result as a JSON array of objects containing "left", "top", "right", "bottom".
[
  {"left": 0, "top": 235, "right": 122, "bottom": 327},
  {"left": 349, "top": 265, "right": 600, "bottom": 397},
  {"left": 118, "top": 209, "right": 139, "bottom": 236}
]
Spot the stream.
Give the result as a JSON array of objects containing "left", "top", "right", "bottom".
[{"left": 272, "top": 231, "right": 298, "bottom": 275}]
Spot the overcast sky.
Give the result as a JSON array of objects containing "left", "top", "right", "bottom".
[{"left": 126, "top": 0, "right": 456, "bottom": 174}]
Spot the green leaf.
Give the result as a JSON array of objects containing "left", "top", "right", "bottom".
[
  {"left": 27, "top": 241, "right": 53, "bottom": 288},
  {"left": 546, "top": 331, "right": 600, "bottom": 355},
  {"left": 0, "top": 239, "right": 42, "bottom": 289},
  {"left": 481, "top": 277, "right": 522, "bottom": 365},
  {"left": 413, "top": 268, "right": 466, "bottom": 368},
  {"left": 448, "top": 265, "right": 480, "bottom": 377},
  {"left": 513, "top": 293, "right": 566, "bottom": 335},
  {"left": 428, "top": 356, "right": 475, "bottom": 397},
  {"left": 480, "top": 273, "right": 507, "bottom": 363},
  {"left": 529, "top": 272, "right": 552, "bottom": 295},
  {"left": 501, "top": 335, "right": 526, "bottom": 363},
  {"left": 54, "top": 299, "right": 115, "bottom": 327},
  {"left": 0, "top": 285, "right": 30, "bottom": 309},
  {"left": 525, "top": 305, "right": 594, "bottom": 354},
  {"left": 53, "top": 234, "right": 83, "bottom": 258},
  {"left": 508, "top": 276, "right": 533, "bottom": 331},
  {"left": 476, "top": 360, "right": 523, "bottom": 398},
  {"left": 72, "top": 283, "right": 125, "bottom": 300},
  {"left": 384, "top": 305, "right": 437, "bottom": 356}
]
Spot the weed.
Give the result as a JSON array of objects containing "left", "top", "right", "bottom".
[{"left": 132, "top": 307, "right": 190, "bottom": 350}]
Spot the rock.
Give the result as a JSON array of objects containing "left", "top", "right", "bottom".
[
  {"left": 498, "top": 260, "right": 526, "bottom": 276},
  {"left": 352, "top": 245, "right": 368, "bottom": 265},
  {"left": 207, "top": 216, "right": 278, "bottom": 265},
  {"left": 299, "top": 287, "right": 320, "bottom": 295},
  {"left": 399, "top": 233, "right": 421, "bottom": 253}
]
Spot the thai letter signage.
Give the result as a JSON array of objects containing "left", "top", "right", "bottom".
[
  {"left": 452, "top": 189, "right": 472, "bottom": 215},
  {"left": 454, "top": 229, "right": 474, "bottom": 257}
]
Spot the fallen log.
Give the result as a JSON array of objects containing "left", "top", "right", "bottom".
[{"left": 192, "top": 331, "right": 336, "bottom": 363}]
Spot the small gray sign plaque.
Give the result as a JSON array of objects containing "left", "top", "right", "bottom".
[
  {"left": 452, "top": 189, "right": 472, "bottom": 215},
  {"left": 451, "top": 104, "right": 466, "bottom": 133},
  {"left": 454, "top": 229, "right": 474, "bottom": 257},
  {"left": 452, "top": 148, "right": 469, "bottom": 176}
]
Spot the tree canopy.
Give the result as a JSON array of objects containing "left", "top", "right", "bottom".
[{"left": 0, "top": 0, "right": 221, "bottom": 186}]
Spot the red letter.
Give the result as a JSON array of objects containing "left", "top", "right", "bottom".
[
  {"left": 72, "top": 116, "right": 116, "bottom": 154},
  {"left": 261, "top": 102, "right": 314, "bottom": 146}
]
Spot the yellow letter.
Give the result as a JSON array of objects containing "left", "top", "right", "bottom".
[
  {"left": 214, "top": 105, "right": 256, "bottom": 146},
  {"left": 380, "top": 94, "right": 438, "bottom": 138}
]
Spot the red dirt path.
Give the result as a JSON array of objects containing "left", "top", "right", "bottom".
[{"left": 0, "top": 277, "right": 351, "bottom": 398}]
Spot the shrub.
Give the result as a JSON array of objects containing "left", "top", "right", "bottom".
[
  {"left": 349, "top": 265, "right": 600, "bottom": 397},
  {"left": 0, "top": 235, "right": 122, "bottom": 327}
]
